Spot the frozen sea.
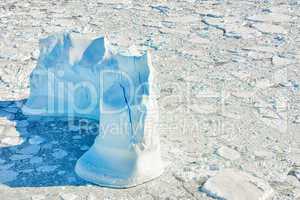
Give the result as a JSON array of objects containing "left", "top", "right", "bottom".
[{"left": 0, "top": 0, "right": 299, "bottom": 199}]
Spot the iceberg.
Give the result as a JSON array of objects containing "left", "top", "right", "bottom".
[{"left": 22, "top": 32, "right": 164, "bottom": 188}]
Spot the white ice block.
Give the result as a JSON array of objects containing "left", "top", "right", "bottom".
[{"left": 23, "top": 32, "right": 164, "bottom": 187}]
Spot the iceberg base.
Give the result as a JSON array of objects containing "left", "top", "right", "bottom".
[{"left": 75, "top": 141, "right": 164, "bottom": 188}]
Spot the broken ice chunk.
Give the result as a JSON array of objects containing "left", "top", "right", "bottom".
[
  {"left": 247, "top": 13, "right": 291, "bottom": 23},
  {"left": 201, "top": 168, "right": 274, "bottom": 200},
  {"left": 272, "top": 55, "right": 295, "bottom": 66},
  {"left": 31, "top": 195, "right": 46, "bottom": 200},
  {"left": 59, "top": 193, "right": 78, "bottom": 200},
  {"left": 52, "top": 149, "right": 68, "bottom": 159},
  {"left": 0, "top": 170, "right": 18, "bottom": 183},
  {"left": 36, "top": 165, "right": 58, "bottom": 173},
  {"left": 253, "top": 23, "right": 287, "bottom": 34},
  {"left": 1, "top": 137, "right": 22, "bottom": 146},
  {"left": 29, "top": 135, "right": 45, "bottom": 145},
  {"left": 17, "top": 145, "right": 40, "bottom": 155},
  {"left": 216, "top": 146, "right": 240, "bottom": 161},
  {"left": 30, "top": 157, "right": 43, "bottom": 164}
]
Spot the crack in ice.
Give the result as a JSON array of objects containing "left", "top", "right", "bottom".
[{"left": 119, "top": 83, "right": 135, "bottom": 144}]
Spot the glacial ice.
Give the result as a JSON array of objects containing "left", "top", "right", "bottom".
[{"left": 23, "top": 32, "right": 164, "bottom": 187}]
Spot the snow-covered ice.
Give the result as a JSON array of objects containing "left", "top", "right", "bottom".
[
  {"left": 201, "top": 168, "right": 275, "bottom": 200},
  {"left": 216, "top": 146, "right": 240, "bottom": 161}
]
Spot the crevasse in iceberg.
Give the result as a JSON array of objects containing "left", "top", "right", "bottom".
[{"left": 22, "top": 32, "right": 164, "bottom": 187}]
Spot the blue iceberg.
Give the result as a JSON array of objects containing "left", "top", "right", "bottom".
[{"left": 23, "top": 32, "right": 164, "bottom": 188}]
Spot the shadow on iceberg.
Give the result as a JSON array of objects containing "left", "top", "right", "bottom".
[{"left": 0, "top": 99, "right": 98, "bottom": 187}]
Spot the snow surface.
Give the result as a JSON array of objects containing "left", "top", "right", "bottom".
[{"left": 0, "top": 0, "right": 299, "bottom": 199}]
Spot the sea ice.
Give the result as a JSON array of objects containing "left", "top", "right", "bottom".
[
  {"left": 28, "top": 135, "right": 45, "bottom": 145},
  {"left": 2, "top": 125, "right": 19, "bottom": 137},
  {"left": 10, "top": 154, "right": 33, "bottom": 161},
  {"left": 0, "top": 163, "right": 14, "bottom": 170},
  {"left": 52, "top": 149, "right": 68, "bottom": 159},
  {"left": 36, "top": 165, "right": 58, "bottom": 172},
  {"left": 247, "top": 13, "right": 291, "bottom": 23},
  {"left": 216, "top": 146, "right": 240, "bottom": 161},
  {"left": 29, "top": 157, "right": 43, "bottom": 164},
  {"left": 253, "top": 23, "right": 287, "bottom": 34},
  {"left": 0, "top": 170, "right": 18, "bottom": 183},
  {"left": 59, "top": 193, "right": 78, "bottom": 200},
  {"left": 1, "top": 137, "right": 22, "bottom": 146},
  {"left": 17, "top": 145, "right": 40, "bottom": 155},
  {"left": 23, "top": 32, "right": 164, "bottom": 187},
  {"left": 201, "top": 168, "right": 274, "bottom": 200},
  {"left": 31, "top": 195, "right": 46, "bottom": 200}
]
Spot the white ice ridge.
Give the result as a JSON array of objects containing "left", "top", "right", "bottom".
[{"left": 22, "top": 32, "right": 164, "bottom": 188}]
